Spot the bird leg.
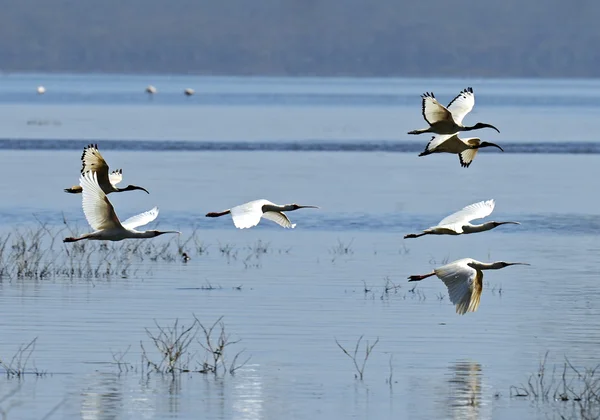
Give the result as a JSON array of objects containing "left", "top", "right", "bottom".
[
  {"left": 205, "top": 210, "right": 231, "bottom": 218},
  {"left": 407, "top": 272, "right": 435, "bottom": 282},
  {"left": 404, "top": 232, "right": 427, "bottom": 239},
  {"left": 64, "top": 186, "right": 82, "bottom": 194},
  {"left": 63, "top": 233, "right": 91, "bottom": 243},
  {"left": 408, "top": 128, "right": 429, "bottom": 135}
]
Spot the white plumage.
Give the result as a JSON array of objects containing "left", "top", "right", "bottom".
[
  {"left": 404, "top": 200, "right": 520, "bottom": 238},
  {"left": 63, "top": 172, "right": 179, "bottom": 242},
  {"left": 408, "top": 258, "right": 529, "bottom": 315},
  {"left": 206, "top": 199, "right": 318, "bottom": 229},
  {"left": 408, "top": 87, "right": 500, "bottom": 136}
]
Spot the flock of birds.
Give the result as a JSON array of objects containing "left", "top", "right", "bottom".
[
  {"left": 36, "top": 84, "right": 195, "bottom": 96},
  {"left": 61, "top": 87, "right": 528, "bottom": 316}
]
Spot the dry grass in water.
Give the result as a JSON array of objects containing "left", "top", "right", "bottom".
[
  {"left": 511, "top": 352, "right": 600, "bottom": 420},
  {"left": 0, "top": 337, "right": 45, "bottom": 378},
  {"left": 334, "top": 335, "right": 379, "bottom": 380},
  {"left": 0, "top": 218, "right": 292, "bottom": 282},
  {"left": 140, "top": 315, "right": 250, "bottom": 378}
]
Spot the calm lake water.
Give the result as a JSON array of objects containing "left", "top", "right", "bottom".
[{"left": 0, "top": 74, "right": 599, "bottom": 420}]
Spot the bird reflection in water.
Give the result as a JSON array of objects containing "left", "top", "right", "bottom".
[{"left": 443, "top": 361, "right": 490, "bottom": 420}]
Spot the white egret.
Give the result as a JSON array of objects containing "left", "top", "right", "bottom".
[
  {"left": 205, "top": 199, "right": 318, "bottom": 229},
  {"left": 418, "top": 133, "right": 504, "bottom": 168},
  {"left": 408, "top": 87, "right": 499, "bottom": 135},
  {"left": 63, "top": 172, "right": 179, "bottom": 243},
  {"left": 404, "top": 200, "right": 519, "bottom": 239},
  {"left": 64, "top": 144, "right": 149, "bottom": 194},
  {"left": 408, "top": 258, "right": 529, "bottom": 315}
]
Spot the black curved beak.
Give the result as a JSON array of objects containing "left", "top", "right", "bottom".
[
  {"left": 482, "top": 142, "right": 504, "bottom": 152},
  {"left": 483, "top": 123, "right": 500, "bottom": 133},
  {"left": 506, "top": 262, "right": 530, "bottom": 266},
  {"left": 299, "top": 205, "right": 319, "bottom": 209},
  {"left": 138, "top": 186, "right": 150, "bottom": 194}
]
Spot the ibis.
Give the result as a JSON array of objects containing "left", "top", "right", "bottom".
[
  {"left": 418, "top": 133, "right": 504, "bottom": 168},
  {"left": 404, "top": 200, "right": 519, "bottom": 239},
  {"left": 408, "top": 87, "right": 499, "bottom": 135},
  {"left": 184, "top": 88, "right": 195, "bottom": 96},
  {"left": 37, "top": 86, "right": 46, "bottom": 95},
  {"left": 145, "top": 85, "right": 157, "bottom": 94},
  {"left": 63, "top": 171, "right": 179, "bottom": 243},
  {"left": 64, "top": 144, "right": 149, "bottom": 194},
  {"left": 205, "top": 199, "right": 318, "bottom": 229},
  {"left": 408, "top": 258, "right": 529, "bottom": 315}
]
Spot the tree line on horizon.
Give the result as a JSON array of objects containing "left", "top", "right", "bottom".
[{"left": 0, "top": 0, "right": 598, "bottom": 78}]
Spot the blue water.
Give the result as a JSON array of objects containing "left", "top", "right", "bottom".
[{"left": 0, "top": 74, "right": 599, "bottom": 420}]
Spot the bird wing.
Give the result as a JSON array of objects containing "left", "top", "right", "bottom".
[
  {"left": 421, "top": 93, "right": 452, "bottom": 125},
  {"left": 81, "top": 144, "right": 112, "bottom": 189},
  {"left": 108, "top": 169, "right": 123, "bottom": 187},
  {"left": 435, "top": 259, "right": 482, "bottom": 315},
  {"left": 438, "top": 200, "right": 495, "bottom": 227},
  {"left": 459, "top": 149, "right": 479, "bottom": 168},
  {"left": 121, "top": 206, "right": 159, "bottom": 230},
  {"left": 446, "top": 87, "right": 475, "bottom": 125},
  {"left": 79, "top": 171, "right": 121, "bottom": 231},
  {"left": 230, "top": 200, "right": 270, "bottom": 229},
  {"left": 262, "top": 211, "right": 296, "bottom": 229},
  {"left": 424, "top": 134, "right": 454, "bottom": 153}
]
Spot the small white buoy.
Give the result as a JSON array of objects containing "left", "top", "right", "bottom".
[
  {"left": 37, "top": 86, "right": 46, "bottom": 95},
  {"left": 184, "top": 88, "right": 195, "bottom": 96},
  {"left": 145, "top": 85, "right": 157, "bottom": 94}
]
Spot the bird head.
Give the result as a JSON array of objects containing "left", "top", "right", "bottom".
[
  {"left": 479, "top": 141, "right": 504, "bottom": 152},
  {"left": 493, "top": 221, "right": 520, "bottom": 227},
  {"left": 498, "top": 261, "right": 530, "bottom": 268},
  {"left": 292, "top": 204, "right": 319, "bottom": 210},
  {"left": 474, "top": 122, "right": 500, "bottom": 133},
  {"left": 122, "top": 185, "right": 150, "bottom": 194}
]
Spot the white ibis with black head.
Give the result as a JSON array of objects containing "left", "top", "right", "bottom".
[
  {"left": 408, "top": 87, "right": 500, "bottom": 135},
  {"left": 418, "top": 133, "right": 504, "bottom": 168},
  {"left": 63, "top": 172, "right": 179, "bottom": 243},
  {"left": 405, "top": 200, "right": 520, "bottom": 239},
  {"left": 206, "top": 199, "right": 319, "bottom": 229},
  {"left": 64, "top": 144, "right": 149, "bottom": 194},
  {"left": 408, "top": 258, "right": 529, "bottom": 315}
]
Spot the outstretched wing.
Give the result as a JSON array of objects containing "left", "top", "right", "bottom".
[
  {"left": 438, "top": 200, "right": 495, "bottom": 227},
  {"left": 230, "top": 200, "right": 269, "bottom": 229},
  {"left": 79, "top": 171, "right": 121, "bottom": 231},
  {"left": 435, "top": 259, "right": 481, "bottom": 315},
  {"left": 446, "top": 87, "right": 475, "bottom": 125},
  {"left": 421, "top": 92, "right": 452, "bottom": 125},
  {"left": 80, "top": 144, "right": 112, "bottom": 189},
  {"left": 109, "top": 169, "right": 123, "bottom": 187},
  {"left": 121, "top": 207, "right": 159, "bottom": 230},
  {"left": 423, "top": 134, "right": 454, "bottom": 153},
  {"left": 262, "top": 211, "right": 296, "bottom": 229}
]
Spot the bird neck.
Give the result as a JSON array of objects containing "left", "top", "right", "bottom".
[
  {"left": 262, "top": 204, "right": 293, "bottom": 213},
  {"left": 462, "top": 222, "right": 498, "bottom": 234},
  {"left": 469, "top": 261, "right": 505, "bottom": 270},
  {"left": 124, "top": 229, "right": 154, "bottom": 238}
]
